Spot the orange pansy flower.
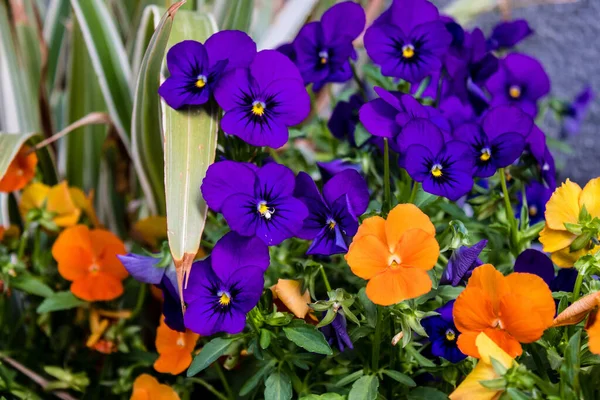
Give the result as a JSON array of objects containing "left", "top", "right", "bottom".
[
  {"left": 271, "top": 279, "right": 316, "bottom": 321},
  {"left": 540, "top": 178, "right": 600, "bottom": 267},
  {"left": 131, "top": 374, "right": 180, "bottom": 400},
  {"left": 345, "top": 204, "right": 439, "bottom": 306},
  {"left": 52, "top": 225, "right": 127, "bottom": 301},
  {"left": 453, "top": 264, "right": 555, "bottom": 358},
  {"left": 154, "top": 318, "right": 199, "bottom": 375},
  {"left": 449, "top": 332, "right": 515, "bottom": 400},
  {"left": 0, "top": 145, "right": 37, "bottom": 193}
]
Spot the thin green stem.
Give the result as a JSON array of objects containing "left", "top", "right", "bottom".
[
  {"left": 350, "top": 61, "right": 367, "bottom": 100},
  {"left": 438, "top": 253, "right": 449, "bottom": 265},
  {"left": 372, "top": 306, "right": 383, "bottom": 372},
  {"left": 383, "top": 138, "right": 392, "bottom": 214},
  {"left": 17, "top": 227, "right": 28, "bottom": 261},
  {"left": 414, "top": 76, "right": 431, "bottom": 98},
  {"left": 213, "top": 362, "right": 234, "bottom": 400},
  {"left": 408, "top": 181, "right": 419, "bottom": 204},
  {"left": 319, "top": 266, "right": 332, "bottom": 293},
  {"left": 572, "top": 271, "right": 584, "bottom": 303},
  {"left": 188, "top": 378, "right": 229, "bottom": 400},
  {"left": 129, "top": 283, "right": 147, "bottom": 319},
  {"left": 499, "top": 168, "right": 516, "bottom": 223}
]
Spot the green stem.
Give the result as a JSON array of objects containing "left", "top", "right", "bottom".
[
  {"left": 413, "top": 76, "right": 431, "bottom": 98},
  {"left": 572, "top": 271, "right": 584, "bottom": 303},
  {"left": 438, "top": 253, "right": 449, "bottom": 265},
  {"left": 383, "top": 138, "right": 392, "bottom": 214},
  {"left": 189, "top": 378, "right": 229, "bottom": 400},
  {"left": 350, "top": 61, "right": 367, "bottom": 100},
  {"left": 499, "top": 168, "right": 516, "bottom": 223},
  {"left": 408, "top": 181, "right": 419, "bottom": 204},
  {"left": 213, "top": 362, "right": 234, "bottom": 400},
  {"left": 129, "top": 283, "right": 147, "bottom": 319},
  {"left": 319, "top": 266, "right": 332, "bottom": 293},
  {"left": 17, "top": 227, "right": 28, "bottom": 261},
  {"left": 372, "top": 306, "right": 383, "bottom": 372}
]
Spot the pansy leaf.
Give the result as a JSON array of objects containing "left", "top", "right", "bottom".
[
  {"left": 187, "top": 337, "right": 235, "bottom": 377},
  {"left": 11, "top": 273, "right": 54, "bottom": 298},
  {"left": 407, "top": 387, "right": 449, "bottom": 400},
  {"left": 381, "top": 370, "right": 416, "bottom": 387},
  {"left": 283, "top": 321, "right": 333, "bottom": 355},
  {"left": 239, "top": 359, "right": 277, "bottom": 396},
  {"left": 264, "top": 371, "right": 293, "bottom": 400},
  {"left": 348, "top": 375, "right": 379, "bottom": 400},
  {"left": 335, "top": 370, "right": 364, "bottom": 387},
  {"left": 36, "top": 291, "right": 86, "bottom": 314}
]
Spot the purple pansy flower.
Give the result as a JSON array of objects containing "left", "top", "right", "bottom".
[
  {"left": 320, "top": 312, "right": 353, "bottom": 352},
  {"left": 317, "top": 160, "right": 361, "bottom": 182},
  {"left": 158, "top": 31, "right": 257, "bottom": 109},
  {"left": 440, "top": 239, "right": 487, "bottom": 286},
  {"left": 486, "top": 19, "right": 533, "bottom": 51},
  {"left": 118, "top": 254, "right": 184, "bottom": 332},
  {"left": 294, "top": 169, "right": 369, "bottom": 255},
  {"left": 184, "top": 232, "right": 269, "bottom": 336},
  {"left": 421, "top": 301, "right": 466, "bottom": 363},
  {"left": 328, "top": 94, "right": 365, "bottom": 146},
  {"left": 215, "top": 50, "right": 310, "bottom": 148},
  {"left": 453, "top": 106, "right": 533, "bottom": 178},
  {"left": 201, "top": 161, "right": 308, "bottom": 246},
  {"left": 359, "top": 87, "right": 451, "bottom": 153},
  {"left": 364, "top": 0, "right": 452, "bottom": 82},
  {"left": 514, "top": 249, "right": 577, "bottom": 293},
  {"left": 276, "top": 42, "right": 297, "bottom": 63},
  {"left": 403, "top": 120, "right": 474, "bottom": 201},
  {"left": 516, "top": 181, "right": 552, "bottom": 225},
  {"left": 293, "top": 1, "right": 365, "bottom": 91},
  {"left": 486, "top": 53, "right": 550, "bottom": 116},
  {"left": 560, "top": 86, "right": 594, "bottom": 137}
]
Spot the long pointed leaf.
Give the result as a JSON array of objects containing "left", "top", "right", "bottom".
[
  {"left": 162, "top": 10, "right": 219, "bottom": 295},
  {"left": 43, "top": 0, "right": 70, "bottom": 92},
  {"left": 70, "top": 0, "right": 133, "bottom": 151},
  {"left": 219, "top": 0, "right": 254, "bottom": 31}
]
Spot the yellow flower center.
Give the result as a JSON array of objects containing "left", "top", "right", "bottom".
[
  {"left": 252, "top": 101, "right": 266, "bottom": 116},
  {"left": 327, "top": 219, "right": 336, "bottom": 230},
  {"left": 89, "top": 263, "right": 100, "bottom": 274},
  {"left": 195, "top": 75, "right": 207, "bottom": 88},
  {"left": 480, "top": 148, "right": 492, "bottom": 161},
  {"left": 529, "top": 205, "right": 538, "bottom": 217},
  {"left": 218, "top": 291, "right": 231, "bottom": 306},
  {"left": 388, "top": 255, "right": 402, "bottom": 270},
  {"left": 431, "top": 164, "right": 443, "bottom": 178},
  {"left": 319, "top": 50, "right": 329, "bottom": 64},
  {"left": 509, "top": 85, "right": 521, "bottom": 99},
  {"left": 402, "top": 44, "right": 415, "bottom": 59},
  {"left": 445, "top": 329, "right": 456, "bottom": 341},
  {"left": 258, "top": 201, "right": 274, "bottom": 220},
  {"left": 176, "top": 334, "right": 185, "bottom": 347}
]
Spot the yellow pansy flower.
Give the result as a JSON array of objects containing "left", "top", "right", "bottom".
[
  {"left": 539, "top": 178, "right": 600, "bottom": 267},
  {"left": 450, "top": 333, "right": 515, "bottom": 400}
]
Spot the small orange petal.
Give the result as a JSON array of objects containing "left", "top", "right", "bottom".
[
  {"left": 456, "top": 331, "right": 481, "bottom": 358},
  {"left": 396, "top": 229, "right": 439, "bottom": 270},
  {"left": 554, "top": 291, "right": 600, "bottom": 327},
  {"left": 384, "top": 204, "right": 435, "bottom": 251},
  {"left": 352, "top": 215, "right": 386, "bottom": 243},
  {"left": 71, "top": 273, "right": 124, "bottom": 302},
  {"left": 271, "top": 279, "right": 311, "bottom": 319},
  {"left": 454, "top": 287, "right": 496, "bottom": 333},
  {"left": 131, "top": 374, "right": 180, "bottom": 400},
  {"left": 464, "top": 264, "right": 508, "bottom": 314},
  {"left": 0, "top": 146, "right": 37, "bottom": 193},
  {"left": 90, "top": 229, "right": 128, "bottom": 279},
  {"left": 345, "top": 235, "right": 389, "bottom": 280},
  {"left": 154, "top": 319, "right": 198, "bottom": 375},
  {"left": 482, "top": 329, "right": 523, "bottom": 358},
  {"left": 545, "top": 179, "right": 581, "bottom": 231},
  {"left": 365, "top": 268, "right": 431, "bottom": 306},
  {"left": 586, "top": 310, "right": 600, "bottom": 355},
  {"left": 52, "top": 225, "right": 94, "bottom": 281}
]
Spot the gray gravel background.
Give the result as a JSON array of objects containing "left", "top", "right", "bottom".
[{"left": 432, "top": 0, "right": 599, "bottom": 184}]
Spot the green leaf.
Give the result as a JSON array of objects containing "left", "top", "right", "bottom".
[
  {"left": 11, "top": 273, "right": 54, "bottom": 298},
  {"left": 0, "top": 2, "right": 38, "bottom": 132},
  {"left": 219, "top": 0, "right": 254, "bottom": 31},
  {"left": 407, "top": 387, "right": 449, "bottom": 400},
  {"left": 381, "top": 370, "right": 416, "bottom": 387},
  {"left": 36, "top": 291, "right": 86, "bottom": 313},
  {"left": 187, "top": 337, "right": 234, "bottom": 377},
  {"left": 131, "top": 3, "right": 186, "bottom": 215},
  {"left": 264, "top": 371, "right": 292, "bottom": 400},
  {"left": 348, "top": 375, "right": 379, "bottom": 400},
  {"left": 240, "top": 360, "right": 277, "bottom": 396},
  {"left": 301, "top": 395, "right": 345, "bottom": 400},
  {"left": 43, "top": 0, "right": 70, "bottom": 91},
  {"left": 283, "top": 322, "right": 333, "bottom": 355},
  {"left": 65, "top": 20, "right": 107, "bottom": 191},
  {"left": 70, "top": 0, "right": 133, "bottom": 150},
  {"left": 258, "top": 0, "right": 319, "bottom": 50},
  {"left": 335, "top": 370, "right": 364, "bottom": 387},
  {"left": 162, "top": 10, "right": 219, "bottom": 292}
]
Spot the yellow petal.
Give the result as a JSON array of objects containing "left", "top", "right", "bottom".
[
  {"left": 47, "top": 182, "right": 81, "bottom": 227},
  {"left": 550, "top": 246, "right": 588, "bottom": 268},
  {"left": 132, "top": 216, "right": 168, "bottom": 248},
  {"left": 70, "top": 187, "right": 100, "bottom": 228},
  {"left": 19, "top": 182, "right": 49, "bottom": 215},
  {"left": 449, "top": 362, "right": 501, "bottom": 400},
  {"left": 580, "top": 177, "right": 600, "bottom": 219},
  {"left": 476, "top": 332, "right": 515, "bottom": 369},
  {"left": 539, "top": 226, "right": 575, "bottom": 253},
  {"left": 545, "top": 179, "right": 581, "bottom": 231}
]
